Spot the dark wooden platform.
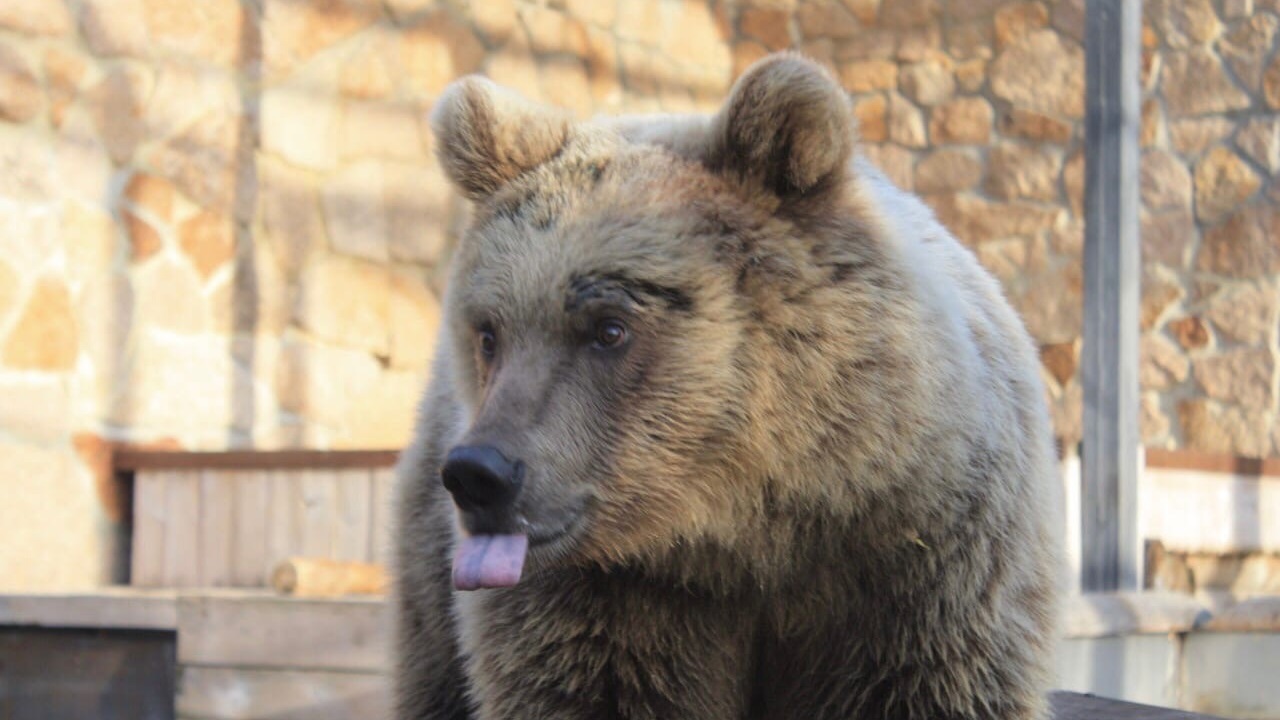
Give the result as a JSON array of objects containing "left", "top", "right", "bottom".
[{"left": 1051, "top": 691, "right": 1221, "bottom": 719}]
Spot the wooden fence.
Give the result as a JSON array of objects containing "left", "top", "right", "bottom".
[{"left": 119, "top": 451, "right": 399, "bottom": 589}]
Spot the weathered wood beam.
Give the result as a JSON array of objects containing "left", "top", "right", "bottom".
[{"left": 1081, "top": 0, "right": 1142, "bottom": 592}]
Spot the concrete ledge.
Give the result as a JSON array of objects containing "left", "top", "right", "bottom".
[
  {"left": 0, "top": 588, "right": 178, "bottom": 630},
  {"left": 1200, "top": 596, "right": 1280, "bottom": 632},
  {"left": 1062, "top": 592, "right": 1212, "bottom": 638}
]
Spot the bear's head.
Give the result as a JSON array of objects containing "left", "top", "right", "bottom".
[{"left": 430, "top": 54, "right": 880, "bottom": 589}]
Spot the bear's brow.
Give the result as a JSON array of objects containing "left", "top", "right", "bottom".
[{"left": 566, "top": 273, "right": 693, "bottom": 313}]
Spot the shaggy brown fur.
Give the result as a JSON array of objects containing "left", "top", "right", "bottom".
[{"left": 393, "top": 53, "right": 1061, "bottom": 720}]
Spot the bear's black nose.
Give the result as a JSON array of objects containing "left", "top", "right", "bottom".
[{"left": 441, "top": 445, "right": 523, "bottom": 512}]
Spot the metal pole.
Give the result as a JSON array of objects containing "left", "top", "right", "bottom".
[{"left": 1080, "top": 0, "right": 1142, "bottom": 592}]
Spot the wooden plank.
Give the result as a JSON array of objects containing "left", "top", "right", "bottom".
[
  {"left": 335, "top": 470, "right": 373, "bottom": 563},
  {"left": 1145, "top": 448, "right": 1280, "bottom": 478},
  {"left": 1080, "top": 0, "right": 1142, "bottom": 593},
  {"left": 265, "top": 471, "right": 297, "bottom": 580},
  {"left": 177, "top": 667, "right": 390, "bottom": 720},
  {"left": 297, "top": 470, "right": 338, "bottom": 558},
  {"left": 114, "top": 449, "right": 400, "bottom": 472},
  {"left": 176, "top": 593, "right": 388, "bottom": 672},
  {"left": 1060, "top": 591, "right": 1209, "bottom": 639},
  {"left": 163, "top": 472, "right": 202, "bottom": 587},
  {"left": 131, "top": 471, "right": 168, "bottom": 587},
  {"left": 231, "top": 471, "right": 271, "bottom": 586},
  {"left": 1049, "top": 691, "right": 1221, "bottom": 719},
  {"left": 199, "top": 470, "right": 235, "bottom": 587},
  {"left": 369, "top": 468, "right": 396, "bottom": 566}
]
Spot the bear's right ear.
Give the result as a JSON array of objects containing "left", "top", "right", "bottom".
[
  {"left": 430, "top": 77, "right": 571, "bottom": 200},
  {"left": 707, "top": 53, "right": 856, "bottom": 199}
]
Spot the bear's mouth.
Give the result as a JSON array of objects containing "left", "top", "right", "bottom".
[{"left": 451, "top": 504, "right": 588, "bottom": 591}]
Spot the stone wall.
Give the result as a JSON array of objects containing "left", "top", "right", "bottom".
[{"left": 0, "top": 0, "right": 1276, "bottom": 589}]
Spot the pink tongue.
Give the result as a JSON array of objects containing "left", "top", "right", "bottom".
[{"left": 452, "top": 534, "right": 529, "bottom": 591}]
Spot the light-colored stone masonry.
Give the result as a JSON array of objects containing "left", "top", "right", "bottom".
[{"left": 0, "top": 0, "right": 1276, "bottom": 589}]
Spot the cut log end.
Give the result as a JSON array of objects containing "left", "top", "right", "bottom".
[{"left": 270, "top": 557, "right": 387, "bottom": 598}]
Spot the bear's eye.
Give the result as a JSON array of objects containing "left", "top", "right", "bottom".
[
  {"left": 594, "top": 319, "right": 628, "bottom": 349},
  {"left": 478, "top": 327, "right": 497, "bottom": 361}
]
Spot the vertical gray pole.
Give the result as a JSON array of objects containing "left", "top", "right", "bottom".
[{"left": 1081, "top": 0, "right": 1142, "bottom": 592}]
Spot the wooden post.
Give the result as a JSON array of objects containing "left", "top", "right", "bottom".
[{"left": 1081, "top": 0, "right": 1142, "bottom": 592}]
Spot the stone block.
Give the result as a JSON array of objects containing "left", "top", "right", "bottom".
[
  {"left": 208, "top": 243, "right": 290, "bottom": 337},
  {"left": 1140, "top": 210, "right": 1197, "bottom": 269},
  {"left": 796, "top": 3, "right": 860, "bottom": 40},
  {"left": 1162, "top": 48, "right": 1251, "bottom": 116},
  {"left": 741, "top": 7, "right": 792, "bottom": 51},
  {"left": 1141, "top": 272, "right": 1184, "bottom": 330},
  {"left": 0, "top": 0, "right": 73, "bottom": 36},
  {"left": 929, "top": 96, "right": 993, "bottom": 144},
  {"left": 946, "top": 19, "right": 993, "bottom": 61},
  {"left": 886, "top": 93, "right": 926, "bottom": 148},
  {"left": 122, "top": 209, "right": 164, "bottom": 263},
  {"left": 1194, "top": 146, "right": 1261, "bottom": 223},
  {"left": 839, "top": 60, "right": 899, "bottom": 93},
  {"left": 1193, "top": 348, "right": 1276, "bottom": 409},
  {"left": 985, "top": 143, "right": 1061, "bottom": 202},
  {"left": 914, "top": 148, "right": 982, "bottom": 193},
  {"left": 2, "top": 277, "right": 78, "bottom": 372},
  {"left": 990, "top": 30, "right": 1084, "bottom": 118},
  {"left": 927, "top": 192, "right": 1062, "bottom": 246},
  {"left": 1169, "top": 117, "right": 1235, "bottom": 157},
  {"left": 540, "top": 58, "right": 594, "bottom": 118},
  {"left": 898, "top": 55, "right": 954, "bottom": 106},
  {"left": 323, "top": 161, "right": 390, "bottom": 263},
  {"left": 261, "top": 87, "right": 340, "bottom": 171},
  {"left": 261, "top": 0, "right": 377, "bottom": 80},
  {"left": 1040, "top": 341, "right": 1078, "bottom": 387},
  {"left": 389, "top": 267, "right": 441, "bottom": 370},
  {"left": 1149, "top": 0, "right": 1221, "bottom": 49},
  {"left": 1219, "top": 13, "right": 1278, "bottom": 92},
  {"left": 80, "top": 0, "right": 149, "bottom": 57},
  {"left": 42, "top": 46, "right": 87, "bottom": 128},
  {"left": 257, "top": 157, "right": 325, "bottom": 277},
  {"left": 879, "top": 0, "right": 940, "bottom": 29},
  {"left": 993, "top": 2, "right": 1049, "bottom": 49},
  {"left": 1205, "top": 282, "right": 1278, "bottom": 345},
  {"left": 1168, "top": 316, "right": 1210, "bottom": 350},
  {"left": 86, "top": 65, "right": 152, "bottom": 164},
  {"left": 294, "top": 253, "right": 391, "bottom": 355},
  {"left": 0, "top": 440, "right": 117, "bottom": 591},
  {"left": 1178, "top": 398, "right": 1273, "bottom": 457},
  {"left": 1140, "top": 149, "right": 1192, "bottom": 211},
  {"left": 1141, "top": 332, "right": 1190, "bottom": 390},
  {"left": 953, "top": 59, "right": 986, "bottom": 92},
  {"left": 0, "top": 43, "right": 40, "bottom": 123},
  {"left": 566, "top": 0, "right": 618, "bottom": 29},
  {"left": 132, "top": 256, "right": 208, "bottom": 334},
  {"left": 61, "top": 202, "right": 120, "bottom": 287},
  {"left": 853, "top": 94, "right": 887, "bottom": 142},
  {"left": 178, "top": 210, "right": 236, "bottom": 281},
  {"left": 147, "top": 111, "right": 254, "bottom": 221},
  {"left": 340, "top": 100, "right": 425, "bottom": 162},
  {"left": 998, "top": 107, "right": 1072, "bottom": 142},
  {"left": 143, "top": 0, "right": 249, "bottom": 68},
  {"left": 339, "top": 38, "right": 395, "bottom": 100},
  {"left": 1236, "top": 117, "right": 1280, "bottom": 174},
  {"left": 399, "top": 9, "right": 486, "bottom": 99}
]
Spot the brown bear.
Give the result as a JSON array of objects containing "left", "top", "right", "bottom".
[{"left": 393, "top": 53, "right": 1061, "bottom": 720}]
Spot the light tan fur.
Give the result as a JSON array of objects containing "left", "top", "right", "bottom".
[{"left": 394, "top": 53, "right": 1061, "bottom": 720}]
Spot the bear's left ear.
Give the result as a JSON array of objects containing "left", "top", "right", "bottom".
[
  {"left": 707, "top": 53, "right": 855, "bottom": 199},
  {"left": 430, "top": 76, "right": 571, "bottom": 200}
]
